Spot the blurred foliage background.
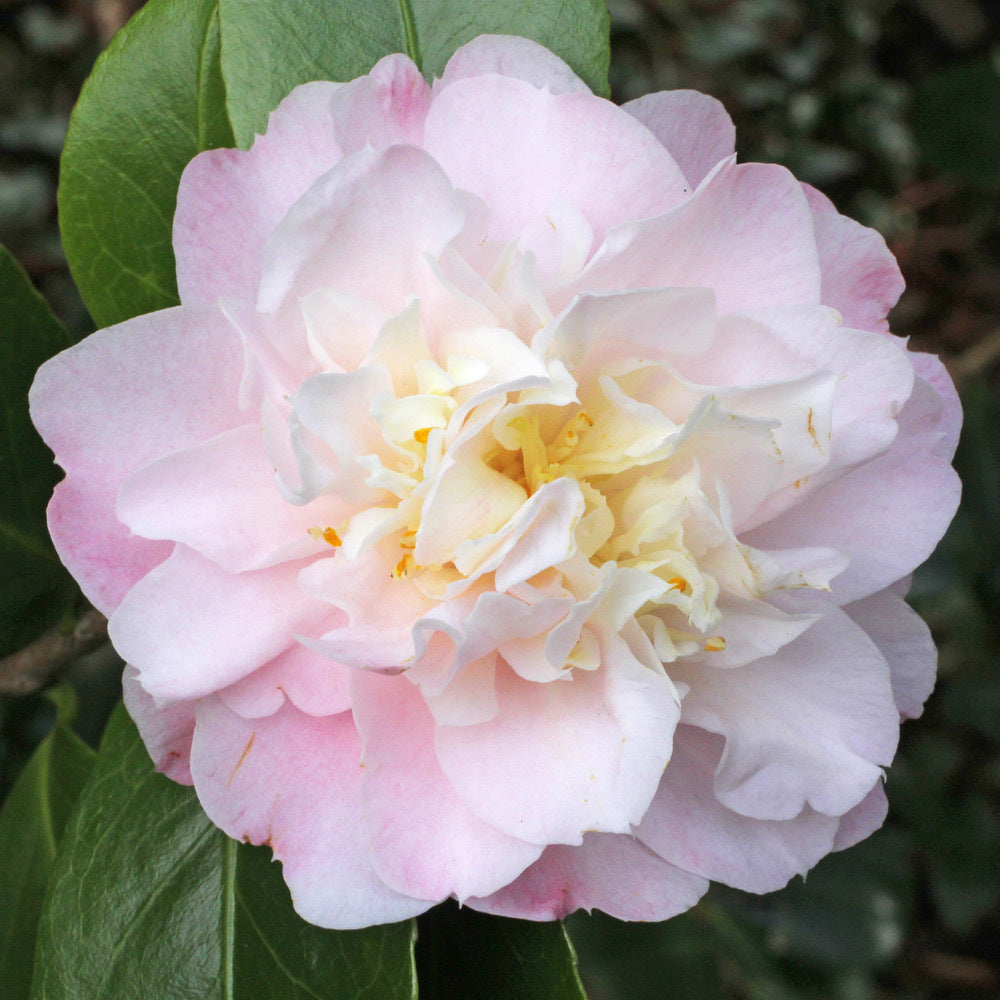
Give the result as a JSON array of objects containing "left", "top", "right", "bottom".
[{"left": 1, "top": 0, "right": 998, "bottom": 997}]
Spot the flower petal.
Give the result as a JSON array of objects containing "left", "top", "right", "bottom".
[
  {"left": 109, "top": 546, "right": 328, "bottom": 700},
  {"left": 423, "top": 74, "right": 691, "bottom": 246},
  {"left": 29, "top": 305, "right": 245, "bottom": 613},
  {"left": 352, "top": 670, "right": 542, "bottom": 902},
  {"left": 844, "top": 588, "right": 937, "bottom": 719},
  {"left": 467, "top": 833, "right": 708, "bottom": 921},
  {"left": 635, "top": 726, "right": 839, "bottom": 892},
  {"left": 190, "top": 696, "right": 430, "bottom": 928},
  {"left": 672, "top": 607, "right": 897, "bottom": 819},
  {"left": 436, "top": 636, "right": 680, "bottom": 844},
  {"left": 623, "top": 90, "right": 736, "bottom": 187}
]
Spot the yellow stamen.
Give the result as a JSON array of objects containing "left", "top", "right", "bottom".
[
  {"left": 546, "top": 410, "right": 593, "bottom": 463},
  {"left": 400, "top": 528, "right": 417, "bottom": 550},
  {"left": 666, "top": 576, "right": 688, "bottom": 593},
  {"left": 393, "top": 553, "right": 418, "bottom": 579},
  {"left": 414, "top": 427, "right": 431, "bottom": 444},
  {"left": 509, "top": 415, "right": 549, "bottom": 492},
  {"left": 308, "top": 526, "right": 342, "bottom": 548},
  {"left": 704, "top": 636, "right": 727, "bottom": 652}
]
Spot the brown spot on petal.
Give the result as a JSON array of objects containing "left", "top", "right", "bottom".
[{"left": 228, "top": 732, "right": 256, "bottom": 786}]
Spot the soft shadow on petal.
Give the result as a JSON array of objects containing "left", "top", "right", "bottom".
[
  {"left": 635, "top": 725, "right": 839, "bottom": 893},
  {"left": 352, "top": 670, "right": 543, "bottom": 902},
  {"left": 467, "top": 832, "right": 708, "bottom": 921},
  {"left": 672, "top": 607, "right": 897, "bottom": 820}
]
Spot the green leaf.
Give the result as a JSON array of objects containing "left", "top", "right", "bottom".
[
  {"left": 58, "top": 0, "right": 234, "bottom": 329},
  {"left": 410, "top": 0, "right": 610, "bottom": 97},
  {"left": 219, "top": 0, "right": 610, "bottom": 148},
  {"left": 31, "top": 703, "right": 417, "bottom": 1000},
  {"left": 0, "top": 690, "right": 95, "bottom": 1000},
  {"left": 416, "top": 902, "right": 587, "bottom": 1000},
  {"left": 0, "top": 247, "right": 73, "bottom": 657}
]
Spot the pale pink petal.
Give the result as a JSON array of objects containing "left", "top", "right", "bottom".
[
  {"left": 117, "top": 424, "right": 328, "bottom": 572},
  {"left": 573, "top": 160, "right": 821, "bottom": 315},
  {"left": 844, "top": 589, "right": 937, "bottom": 719},
  {"left": 832, "top": 781, "right": 888, "bottom": 851},
  {"left": 174, "top": 82, "right": 341, "bottom": 305},
  {"left": 217, "top": 640, "right": 352, "bottom": 719},
  {"left": 298, "top": 547, "right": 436, "bottom": 670},
  {"left": 539, "top": 286, "right": 717, "bottom": 377},
  {"left": 29, "top": 305, "right": 245, "bottom": 613},
  {"left": 352, "top": 670, "right": 542, "bottom": 902},
  {"left": 745, "top": 375, "right": 962, "bottom": 603},
  {"left": 438, "top": 35, "right": 591, "bottom": 94},
  {"left": 805, "top": 190, "right": 905, "bottom": 332},
  {"left": 911, "top": 351, "right": 962, "bottom": 459},
  {"left": 623, "top": 90, "right": 736, "bottom": 187},
  {"left": 467, "top": 833, "right": 708, "bottom": 921},
  {"left": 190, "top": 697, "right": 430, "bottom": 928},
  {"left": 109, "top": 546, "right": 328, "bottom": 700},
  {"left": 672, "top": 608, "right": 898, "bottom": 820},
  {"left": 257, "top": 145, "right": 467, "bottom": 318},
  {"left": 635, "top": 726, "right": 839, "bottom": 892},
  {"left": 436, "top": 637, "right": 679, "bottom": 845},
  {"left": 423, "top": 75, "right": 691, "bottom": 245},
  {"left": 122, "top": 666, "right": 195, "bottom": 785},
  {"left": 328, "top": 54, "right": 430, "bottom": 154}
]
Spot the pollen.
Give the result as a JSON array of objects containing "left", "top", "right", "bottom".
[
  {"left": 704, "top": 636, "right": 727, "bottom": 652},
  {"left": 666, "top": 576, "right": 689, "bottom": 593},
  {"left": 308, "top": 526, "right": 342, "bottom": 548},
  {"left": 393, "top": 553, "right": 418, "bottom": 579},
  {"left": 413, "top": 427, "right": 431, "bottom": 444}
]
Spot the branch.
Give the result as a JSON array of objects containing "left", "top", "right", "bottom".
[{"left": 0, "top": 608, "right": 109, "bottom": 696}]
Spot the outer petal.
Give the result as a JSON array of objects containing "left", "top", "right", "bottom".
[
  {"left": 352, "top": 671, "right": 542, "bottom": 902},
  {"left": 435, "top": 636, "right": 680, "bottom": 845},
  {"left": 623, "top": 90, "right": 736, "bottom": 188},
  {"left": 672, "top": 608, "right": 898, "bottom": 820},
  {"left": 423, "top": 75, "right": 691, "bottom": 245},
  {"left": 573, "top": 159, "right": 822, "bottom": 316},
  {"left": 745, "top": 374, "right": 962, "bottom": 603},
  {"left": 802, "top": 184, "right": 904, "bottom": 333},
  {"left": 109, "top": 546, "right": 328, "bottom": 700},
  {"left": 438, "top": 35, "right": 591, "bottom": 94},
  {"left": 327, "top": 53, "right": 430, "bottom": 154},
  {"left": 635, "top": 726, "right": 839, "bottom": 893},
  {"left": 29, "top": 305, "right": 245, "bottom": 613},
  {"left": 844, "top": 589, "right": 937, "bottom": 719},
  {"left": 467, "top": 833, "right": 708, "bottom": 921},
  {"left": 257, "top": 145, "right": 468, "bottom": 319},
  {"left": 190, "top": 697, "right": 430, "bottom": 928},
  {"left": 117, "top": 424, "right": 326, "bottom": 572},
  {"left": 122, "top": 666, "right": 195, "bottom": 785},
  {"left": 174, "top": 82, "right": 342, "bottom": 305},
  {"left": 832, "top": 781, "right": 888, "bottom": 852}
]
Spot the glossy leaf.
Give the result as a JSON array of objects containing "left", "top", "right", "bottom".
[
  {"left": 0, "top": 246, "right": 72, "bottom": 656},
  {"left": 30, "top": 702, "right": 417, "bottom": 1000},
  {"left": 0, "top": 687, "right": 95, "bottom": 1000},
  {"left": 218, "top": 0, "right": 610, "bottom": 148},
  {"left": 416, "top": 902, "right": 587, "bottom": 1000},
  {"left": 58, "top": 0, "right": 234, "bottom": 329},
  {"left": 411, "top": 0, "right": 610, "bottom": 97}
]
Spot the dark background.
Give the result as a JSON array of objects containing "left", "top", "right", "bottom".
[{"left": 1, "top": 1, "right": 998, "bottom": 996}]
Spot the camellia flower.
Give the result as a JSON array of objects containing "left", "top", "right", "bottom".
[{"left": 31, "top": 36, "right": 961, "bottom": 929}]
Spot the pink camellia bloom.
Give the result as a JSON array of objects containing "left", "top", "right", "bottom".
[{"left": 31, "top": 36, "right": 961, "bottom": 928}]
